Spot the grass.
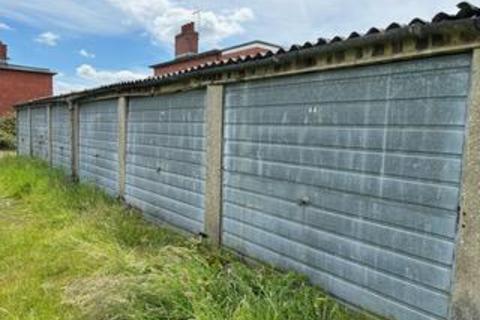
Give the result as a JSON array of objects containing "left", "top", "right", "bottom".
[
  {"left": 0, "top": 156, "right": 373, "bottom": 320},
  {"left": 0, "top": 150, "right": 15, "bottom": 158}
]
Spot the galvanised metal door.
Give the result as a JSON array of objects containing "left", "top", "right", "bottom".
[
  {"left": 78, "top": 100, "right": 118, "bottom": 195},
  {"left": 51, "top": 104, "right": 71, "bottom": 171},
  {"left": 17, "top": 108, "right": 30, "bottom": 156},
  {"left": 31, "top": 106, "right": 48, "bottom": 160},
  {"left": 125, "top": 90, "right": 206, "bottom": 234},
  {"left": 222, "top": 54, "right": 471, "bottom": 320}
]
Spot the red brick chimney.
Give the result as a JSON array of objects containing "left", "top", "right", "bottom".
[
  {"left": 175, "top": 22, "right": 198, "bottom": 57},
  {"left": 0, "top": 41, "right": 7, "bottom": 62}
]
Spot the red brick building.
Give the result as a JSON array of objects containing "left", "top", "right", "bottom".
[
  {"left": 0, "top": 40, "right": 55, "bottom": 115},
  {"left": 150, "top": 22, "right": 282, "bottom": 77}
]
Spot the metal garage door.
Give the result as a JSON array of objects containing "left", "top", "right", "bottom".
[
  {"left": 222, "top": 54, "right": 471, "bottom": 320},
  {"left": 78, "top": 100, "right": 118, "bottom": 195},
  {"left": 125, "top": 90, "right": 206, "bottom": 234},
  {"left": 51, "top": 104, "right": 71, "bottom": 171},
  {"left": 17, "top": 108, "right": 30, "bottom": 156},
  {"left": 31, "top": 106, "right": 48, "bottom": 160}
]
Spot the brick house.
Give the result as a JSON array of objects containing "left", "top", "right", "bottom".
[
  {"left": 150, "top": 22, "right": 282, "bottom": 76},
  {"left": 0, "top": 40, "right": 55, "bottom": 115}
]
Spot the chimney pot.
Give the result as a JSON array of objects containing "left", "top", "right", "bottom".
[
  {"left": 175, "top": 22, "right": 199, "bottom": 57},
  {"left": 182, "top": 22, "right": 195, "bottom": 33}
]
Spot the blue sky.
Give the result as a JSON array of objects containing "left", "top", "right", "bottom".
[{"left": 0, "top": 0, "right": 470, "bottom": 94}]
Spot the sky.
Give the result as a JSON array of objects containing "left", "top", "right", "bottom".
[{"left": 0, "top": 0, "right": 473, "bottom": 94}]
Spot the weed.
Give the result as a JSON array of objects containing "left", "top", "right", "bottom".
[{"left": 0, "top": 156, "right": 373, "bottom": 320}]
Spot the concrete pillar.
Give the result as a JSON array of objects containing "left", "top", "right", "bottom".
[
  {"left": 28, "top": 106, "right": 32, "bottom": 157},
  {"left": 204, "top": 85, "right": 224, "bottom": 247},
  {"left": 451, "top": 49, "right": 480, "bottom": 320},
  {"left": 69, "top": 101, "right": 79, "bottom": 179},
  {"left": 117, "top": 96, "right": 128, "bottom": 198},
  {"left": 15, "top": 109, "right": 19, "bottom": 156},
  {"left": 47, "top": 104, "right": 53, "bottom": 166}
]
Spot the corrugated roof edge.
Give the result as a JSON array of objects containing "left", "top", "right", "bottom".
[{"left": 15, "top": 2, "right": 480, "bottom": 108}]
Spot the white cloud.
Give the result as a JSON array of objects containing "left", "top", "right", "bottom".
[
  {"left": 0, "top": 0, "right": 463, "bottom": 50},
  {"left": 0, "top": 22, "right": 12, "bottom": 30},
  {"left": 54, "top": 80, "right": 86, "bottom": 95},
  {"left": 35, "top": 32, "right": 60, "bottom": 46},
  {"left": 239, "top": 0, "right": 462, "bottom": 46},
  {"left": 79, "top": 49, "right": 95, "bottom": 58},
  {"left": 76, "top": 64, "right": 148, "bottom": 86},
  {"left": 106, "top": 0, "right": 254, "bottom": 47},
  {"left": 0, "top": 0, "right": 127, "bottom": 35},
  {"left": 54, "top": 65, "right": 149, "bottom": 94},
  {"left": 0, "top": 0, "right": 254, "bottom": 48}
]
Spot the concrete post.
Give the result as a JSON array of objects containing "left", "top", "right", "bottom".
[
  {"left": 451, "top": 49, "right": 480, "bottom": 320},
  {"left": 47, "top": 104, "right": 53, "bottom": 166},
  {"left": 69, "top": 101, "right": 79, "bottom": 179},
  {"left": 15, "top": 109, "right": 19, "bottom": 156},
  {"left": 204, "top": 85, "right": 224, "bottom": 247},
  {"left": 117, "top": 96, "right": 128, "bottom": 198},
  {"left": 28, "top": 106, "right": 32, "bottom": 157}
]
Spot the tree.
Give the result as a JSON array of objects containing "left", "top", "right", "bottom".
[{"left": 0, "top": 112, "right": 16, "bottom": 150}]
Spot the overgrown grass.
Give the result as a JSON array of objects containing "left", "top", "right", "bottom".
[{"left": 0, "top": 156, "right": 373, "bottom": 320}]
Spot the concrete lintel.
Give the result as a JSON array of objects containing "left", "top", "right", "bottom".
[
  {"left": 212, "top": 43, "right": 480, "bottom": 86},
  {"left": 451, "top": 48, "right": 480, "bottom": 320},
  {"left": 204, "top": 85, "right": 224, "bottom": 247},
  {"left": 117, "top": 96, "right": 128, "bottom": 198},
  {"left": 79, "top": 92, "right": 153, "bottom": 104}
]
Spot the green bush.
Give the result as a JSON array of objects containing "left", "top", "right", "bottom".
[{"left": 0, "top": 112, "right": 16, "bottom": 150}]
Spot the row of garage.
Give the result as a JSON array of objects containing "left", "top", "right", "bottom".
[{"left": 17, "top": 54, "right": 472, "bottom": 320}]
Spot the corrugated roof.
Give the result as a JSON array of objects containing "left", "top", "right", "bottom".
[
  {"left": 17, "top": 1, "right": 480, "bottom": 106},
  {"left": 149, "top": 49, "right": 221, "bottom": 68},
  {"left": 220, "top": 40, "right": 283, "bottom": 53},
  {"left": 150, "top": 41, "right": 282, "bottom": 69}
]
